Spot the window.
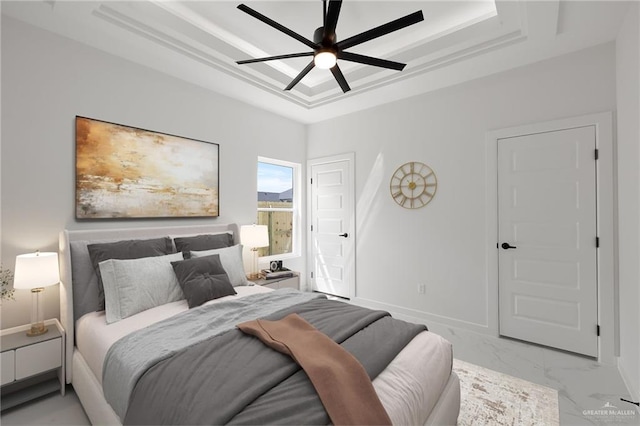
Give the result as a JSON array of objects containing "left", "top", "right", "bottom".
[{"left": 257, "top": 157, "right": 300, "bottom": 259}]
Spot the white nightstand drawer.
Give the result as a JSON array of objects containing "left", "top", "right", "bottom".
[
  {"left": 15, "top": 338, "right": 61, "bottom": 380},
  {"left": 277, "top": 277, "right": 299, "bottom": 289},
  {"left": 1, "top": 351, "right": 15, "bottom": 385},
  {"left": 263, "top": 276, "right": 299, "bottom": 290},
  {"left": 262, "top": 281, "right": 279, "bottom": 290},
  {"left": 250, "top": 272, "right": 300, "bottom": 290}
]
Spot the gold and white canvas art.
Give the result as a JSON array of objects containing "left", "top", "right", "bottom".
[{"left": 76, "top": 116, "right": 219, "bottom": 219}]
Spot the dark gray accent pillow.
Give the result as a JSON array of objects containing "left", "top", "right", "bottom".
[
  {"left": 171, "top": 254, "right": 236, "bottom": 308},
  {"left": 174, "top": 233, "right": 234, "bottom": 253},
  {"left": 87, "top": 237, "right": 174, "bottom": 311}
]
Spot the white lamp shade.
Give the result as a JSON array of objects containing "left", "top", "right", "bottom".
[
  {"left": 13, "top": 252, "right": 60, "bottom": 289},
  {"left": 240, "top": 225, "right": 269, "bottom": 249}
]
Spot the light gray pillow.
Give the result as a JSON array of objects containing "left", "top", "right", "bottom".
[
  {"left": 87, "top": 237, "right": 175, "bottom": 311},
  {"left": 190, "top": 245, "right": 249, "bottom": 287},
  {"left": 99, "top": 252, "right": 185, "bottom": 324}
]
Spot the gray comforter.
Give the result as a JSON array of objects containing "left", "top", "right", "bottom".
[
  {"left": 107, "top": 290, "right": 427, "bottom": 425},
  {"left": 103, "top": 288, "right": 324, "bottom": 419}
]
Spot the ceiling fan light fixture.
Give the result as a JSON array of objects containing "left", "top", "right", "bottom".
[
  {"left": 236, "top": 2, "right": 424, "bottom": 93},
  {"left": 314, "top": 50, "right": 337, "bottom": 69}
]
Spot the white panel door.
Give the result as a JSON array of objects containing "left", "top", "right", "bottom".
[
  {"left": 498, "top": 126, "right": 598, "bottom": 357},
  {"left": 309, "top": 156, "right": 354, "bottom": 298}
]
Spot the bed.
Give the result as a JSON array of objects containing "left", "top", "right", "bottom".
[{"left": 59, "top": 223, "right": 460, "bottom": 425}]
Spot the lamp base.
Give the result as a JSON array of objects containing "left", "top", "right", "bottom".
[
  {"left": 247, "top": 248, "right": 261, "bottom": 281},
  {"left": 247, "top": 272, "right": 262, "bottom": 280},
  {"left": 26, "top": 287, "right": 47, "bottom": 337},
  {"left": 26, "top": 324, "right": 48, "bottom": 337}
]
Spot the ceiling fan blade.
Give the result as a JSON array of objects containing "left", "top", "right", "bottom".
[
  {"left": 338, "top": 51, "right": 406, "bottom": 71},
  {"left": 285, "top": 61, "right": 316, "bottom": 91},
  {"left": 323, "top": 0, "right": 342, "bottom": 43},
  {"left": 238, "top": 4, "right": 317, "bottom": 49},
  {"left": 330, "top": 64, "right": 351, "bottom": 93},
  {"left": 336, "top": 10, "right": 424, "bottom": 51},
  {"left": 237, "top": 52, "right": 314, "bottom": 65}
]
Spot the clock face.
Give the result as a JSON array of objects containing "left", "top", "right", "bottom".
[{"left": 390, "top": 162, "right": 437, "bottom": 209}]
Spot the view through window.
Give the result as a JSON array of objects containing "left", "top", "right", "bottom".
[{"left": 257, "top": 159, "right": 297, "bottom": 258}]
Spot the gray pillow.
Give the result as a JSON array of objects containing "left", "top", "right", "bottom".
[
  {"left": 174, "top": 233, "right": 234, "bottom": 252},
  {"left": 171, "top": 255, "right": 236, "bottom": 308},
  {"left": 99, "top": 252, "right": 185, "bottom": 324},
  {"left": 190, "top": 245, "right": 249, "bottom": 287},
  {"left": 88, "top": 237, "right": 175, "bottom": 311}
]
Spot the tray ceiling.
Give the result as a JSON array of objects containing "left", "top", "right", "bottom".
[{"left": 2, "top": 1, "right": 630, "bottom": 123}]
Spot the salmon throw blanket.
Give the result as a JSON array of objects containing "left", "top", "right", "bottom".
[{"left": 237, "top": 313, "right": 392, "bottom": 426}]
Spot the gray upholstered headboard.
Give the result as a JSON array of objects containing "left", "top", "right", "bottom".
[{"left": 58, "top": 223, "right": 240, "bottom": 384}]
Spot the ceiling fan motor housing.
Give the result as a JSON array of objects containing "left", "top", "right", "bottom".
[{"left": 314, "top": 26, "right": 336, "bottom": 46}]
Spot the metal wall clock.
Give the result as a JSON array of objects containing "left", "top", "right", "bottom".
[{"left": 390, "top": 162, "right": 437, "bottom": 209}]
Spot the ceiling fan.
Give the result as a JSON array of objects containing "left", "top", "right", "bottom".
[{"left": 236, "top": 0, "right": 424, "bottom": 93}]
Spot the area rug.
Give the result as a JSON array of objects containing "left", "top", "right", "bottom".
[{"left": 453, "top": 359, "right": 559, "bottom": 426}]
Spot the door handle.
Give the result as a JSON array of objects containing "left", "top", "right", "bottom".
[
  {"left": 338, "top": 233, "right": 349, "bottom": 238},
  {"left": 501, "top": 242, "right": 517, "bottom": 250}
]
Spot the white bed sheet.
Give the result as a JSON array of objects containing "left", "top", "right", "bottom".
[
  {"left": 76, "top": 285, "right": 272, "bottom": 384},
  {"left": 75, "top": 286, "right": 453, "bottom": 425}
]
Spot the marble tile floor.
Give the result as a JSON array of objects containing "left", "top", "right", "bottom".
[
  {"left": 427, "top": 322, "right": 639, "bottom": 426},
  {"left": 1, "top": 322, "right": 637, "bottom": 425}
]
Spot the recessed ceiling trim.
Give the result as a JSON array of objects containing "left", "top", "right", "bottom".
[
  {"left": 2, "top": 0, "right": 628, "bottom": 123},
  {"left": 93, "top": 4, "right": 316, "bottom": 109},
  {"left": 92, "top": 1, "right": 526, "bottom": 110},
  {"left": 152, "top": 0, "right": 302, "bottom": 80},
  {"left": 306, "top": 30, "right": 527, "bottom": 109},
  {"left": 93, "top": 3, "right": 331, "bottom": 104},
  {"left": 410, "top": 30, "right": 527, "bottom": 72}
]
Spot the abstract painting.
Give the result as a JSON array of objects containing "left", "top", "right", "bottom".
[{"left": 76, "top": 116, "right": 219, "bottom": 219}]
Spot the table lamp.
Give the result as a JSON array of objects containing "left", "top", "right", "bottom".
[
  {"left": 240, "top": 225, "right": 269, "bottom": 280},
  {"left": 13, "top": 251, "right": 60, "bottom": 336}
]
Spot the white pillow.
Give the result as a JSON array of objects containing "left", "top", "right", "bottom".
[
  {"left": 190, "top": 244, "right": 249, "bottom": 287},
  {"left": 99, "top": 252, "right": 185, "bottom": 324}
]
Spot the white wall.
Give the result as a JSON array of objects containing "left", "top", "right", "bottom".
[
  {"left": 0, "top": 16, "right": 307, "bottom": 328},
  {"left": 615, "top": 2, "right": 640, "bottom": 400},
  {"left": 308, "top": 43, "right": 617, "bottom": 332},
  {"left": 0, "top": 2, "right": 3, "bottom": 262}
]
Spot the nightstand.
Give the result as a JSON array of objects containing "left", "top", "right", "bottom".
[
  {"left": 249, "top": 271, "right": 300, "bottom": 290},
  {"left": 1, "top": 318, "right": 65, "bottom": 410}
]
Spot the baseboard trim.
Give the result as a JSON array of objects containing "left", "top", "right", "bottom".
[
  {"left": 618, "top": 358, "right": 640, "bottom": 402},
  {"left": 350, "top": 297, "right": 493, "bottom": 335}
]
